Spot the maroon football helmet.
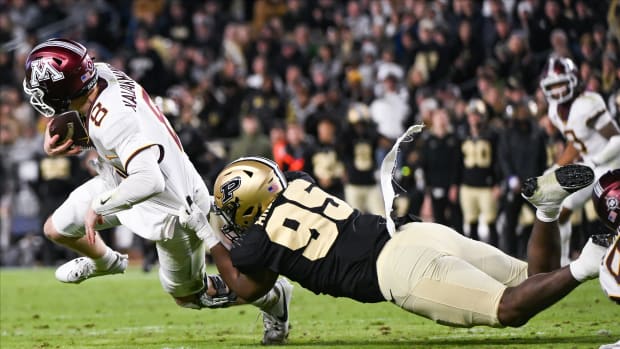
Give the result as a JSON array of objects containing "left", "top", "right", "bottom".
[
  {"left": 539, "top": 56, "right": 580, "bottom": 104},
  {"left": 23, "top": 38, "right": 98, "bottom": 117},
  {"left": 592, "top": 169, "right": 620, "bottom": 232}
]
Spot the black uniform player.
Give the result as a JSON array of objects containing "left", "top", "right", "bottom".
[{"left": 180, "top": 157, "right": 607, "bottom": 332}]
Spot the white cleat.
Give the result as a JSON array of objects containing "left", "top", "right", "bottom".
[
  {"left": 261, "top": 278, "right": 293, "bottom": 345},
  {"left": 55, "top": 252, "right": 128, "bottom": 284},
  {"left": 522, "top": 164, "right": 595, "bottom": 209}
]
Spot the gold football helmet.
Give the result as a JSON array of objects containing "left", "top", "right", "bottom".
[{"left": 213, "top": 157, "right": 287, "bottom": 242}]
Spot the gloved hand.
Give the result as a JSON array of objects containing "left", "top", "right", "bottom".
[
  {"left": 198, "top": 274, "right": 238, "bottom": 308},
  {"left": 179, "top": 197, "right": 221, "bottom": 248}
]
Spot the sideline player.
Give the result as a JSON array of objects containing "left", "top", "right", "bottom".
[
  {"left": 22, "top": 38, "right": 291, "bottom": 344},
  {"left": 180, "top": 157, "right": 606, "bottom": 329},
  {"left": 539, "top": 56, "right": 620, "bottom": 265}
]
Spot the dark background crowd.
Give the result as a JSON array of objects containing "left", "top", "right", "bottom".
[{"left": 1, "top": 0, "right": 619, "bottom": 268}]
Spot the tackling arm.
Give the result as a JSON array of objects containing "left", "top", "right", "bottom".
[
  {"left": 209, "top": 243, "right": 278, "bottom": 302},
  {"left": 177, "top": 202, "right": 278, "bottom": 302}
]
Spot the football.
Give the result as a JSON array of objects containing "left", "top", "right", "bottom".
[{"left": 48, "top": 110, "right": 92, "bottom": 148}]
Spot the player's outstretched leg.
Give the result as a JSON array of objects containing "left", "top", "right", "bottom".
[
  {"left": 260, "top": 278, "right": 293, "bottom": 345},
  {"left": 522, "top": 164, "right": 594, "bottom": 275},
  {"left": 55, "top": 249, "right": 128, "bottom": 283}
]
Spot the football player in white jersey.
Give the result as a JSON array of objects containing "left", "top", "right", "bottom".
[
  {"left": 22, "top": 38, "right": 291, "bottom": 345},
  {"left": 539, "top": 56, "right": 620, "bottom": 266}
]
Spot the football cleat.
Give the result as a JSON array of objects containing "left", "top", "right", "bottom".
[
  {"left": 55, "top": 252, "right": 128, "bottom": 283},
  {"left": 261, "top": 278, "right": 293, "bottom": 345},
  {"left": 522, "top": 164, "right": 595, "bottom": 209}
]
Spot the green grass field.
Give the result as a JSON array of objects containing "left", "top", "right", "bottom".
[{"left": 1, "top": 266, "right": 618, "bottom": 349}]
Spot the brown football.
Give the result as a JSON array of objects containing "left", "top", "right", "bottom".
[{"left": 48, "top": 110, "right": 92, "bottom": 148}]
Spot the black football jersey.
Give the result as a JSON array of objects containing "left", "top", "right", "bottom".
[
  {"left": 230, "top": 175, "right": 390, "bottom": 303},
  {"left": 458, "top": 131, "right": 499, "bottom": 187}
]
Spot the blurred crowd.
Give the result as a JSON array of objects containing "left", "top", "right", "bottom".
[{"left": 1, "top": 0, "right": 619, "bottom": 267}]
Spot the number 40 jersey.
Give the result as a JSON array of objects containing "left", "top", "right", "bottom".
[{"left": 230, "top": 172, "right": 391, "bottom": 303}]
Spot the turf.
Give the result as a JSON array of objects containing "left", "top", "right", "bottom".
[{"left": 1, "top": 266, "right": 617, "bottom": 349}]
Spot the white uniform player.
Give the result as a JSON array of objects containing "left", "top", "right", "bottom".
[
  {"left": 22, "top": 38, "right": 291, "bottom": 345},
  {"left": 540, "top": 56, "right": 620, "bottom": 265}
]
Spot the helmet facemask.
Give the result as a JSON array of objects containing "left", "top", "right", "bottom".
[
  {"left": 540, "top": 75, "right": 577, "bottom": 104},
  {"left": 22, "top": 79, "right": 64, "bottom": 117},
  {"left": 216, "top": 200, "right": 245, "bottom": 244}
]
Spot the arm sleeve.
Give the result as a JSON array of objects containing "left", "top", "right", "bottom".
[
  {"left": 91, "top": 146, "right": 165, "bottom": 216},
  {"left": 592, "top": 134, "right": 620, "bottom": 166}
]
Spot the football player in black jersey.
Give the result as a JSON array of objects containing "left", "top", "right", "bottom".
[{"left": 180, "top": 157, "right": 607, "bottom": 329}]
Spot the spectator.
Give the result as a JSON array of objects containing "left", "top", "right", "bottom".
[
  {"left": 527, "top": 0, "right": 569, "bottom": 53},
  {"left": 420, "top": 109, "right": 461, "bottom": 230},
  {"left": 280, "top": 121, "right": 311, "bottom": 172},
  {"left": 305, "top": 116, "right": 345, "bottom": 199},
  {"left": 241, "top": 75, "right": 286, "bottom": 134},
  {"left": 449, "top": 19, "right": 485, "bottom": 97},
  {"left": 341, "top": 103, "right": 383, "bottom": 215},
  {"left": 370, "top": 74, "right": 409, "bottom": 162},
  {"left": 126, "top": 31, "right": 168, "bottom": 96},
  {"left": 228, "top": 114, "right": 273, "bottom": 162},
  {"left": 498, "top": 99, "right": 548, "bottom": 257}
]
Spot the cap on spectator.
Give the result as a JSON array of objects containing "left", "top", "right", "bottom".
[
  {"left": 466, "top": 98, "right": 488, "bottom": 118},
  {"left": 419, "top": 19, "right": 435, "bottom": 32},
  {"left": 420, "top": 97, "right": 439, "bottom": 114},
  {"left": 361, "top": 41, "right": 378, "bottom": 57},
  {"left": 506, "top": 76, "right": 524, "bottom": 90}
]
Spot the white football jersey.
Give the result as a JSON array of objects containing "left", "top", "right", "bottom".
[
  {"left": 87, "top": 63, "right": 208, "bottom": 240},
  {"left": 547, "top": 91, "right": 615, "bottom": 164},
  {"left": 599, "top": 234, "right": 620, "bottom": 304}
]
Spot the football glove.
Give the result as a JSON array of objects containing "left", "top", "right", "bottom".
[{"left": 178, "top": 198, "right": 220, "bottom": 248}]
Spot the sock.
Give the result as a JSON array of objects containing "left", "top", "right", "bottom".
[
  {"left": 252, "top": 287, "right": 282, "bottom": 316},
  {"left": 559, "top": 220, "right": 572, "bottom": 267},
  {"left": 94, "top": 247, "right": 116, "bottom": 270},
  {"left": 535, "top": 206, "right": 560, "bottom": 222},
  {"left": 569, "top": 238, "right": 607, "bottom": 282}
]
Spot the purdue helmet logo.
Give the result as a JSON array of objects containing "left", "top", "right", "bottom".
[
  {"left": 220, "top": 177, "right": 242, "bottom": 203},
  {"left": 30, "top": 58, "right": 64, "bottom": 87}
]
